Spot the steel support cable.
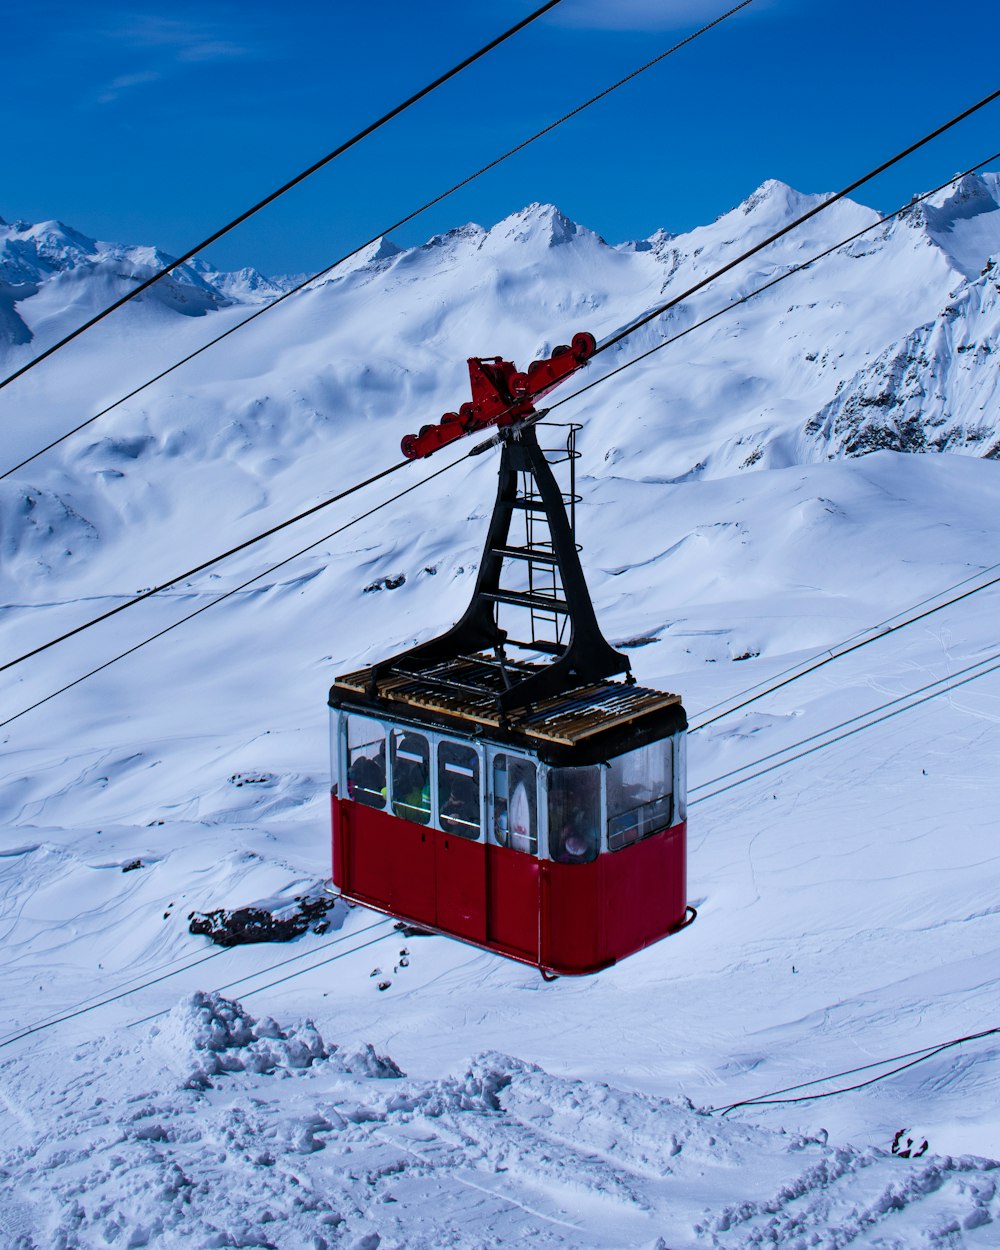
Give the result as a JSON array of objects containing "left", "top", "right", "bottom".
[
  {"left": 0, "top": 918, "right": 394, "bottom": 1052},
  {"left": 1, "top": 1, "right": 754, "bottom": 483},
  {"left": 0, "top": 944, "right": 229, "bottom": 1053},
  {"left": 0, "top": 450, "right": 468, "bottom": 731},
  {"left": 690, "top": 560, "right": 1000, "bottom": 735},
  {"left": 0, "top": 943, "right": 231, "bottom": 1045},
  {"left": 0, "top": 0, "right": 565, "bottom": 395},
  {"left": 691, "top": 558, "right": 1000, "bottom": 730},
  {"left": 545, "top": 150, "right": 1000, "bottom": 425},
  {"left": 0, "top": 458, "right": 408, "bottom": 675},
  {"left": 710, "top": 1026, "right": 1000, "bottom": 1114},
  {"left": 691, "top": 645, "right": 1000, "bottom": 795},
  {"left": 239, "top": 930, "right": 394, "bottom": 1000},
  {"left": 689, "top": 647, "right": 1000, "bottom": 806},
  {"left": 0, "top": 2, "right": 755, "bottom": 667},
  {"left": 591, "top": 86, "right": 1000, "bottom": 360},
  {"left": 4, "top": 80, "right": 992, "bottom": 722},
  {"left": 127, "top": 917, "right": 395, "bottom": 1029},
  {"left": 132, "top": 928, "right": 398, "bottom": 1028}
]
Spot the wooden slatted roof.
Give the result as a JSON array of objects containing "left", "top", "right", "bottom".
[{"left": 333, "top": 656, "right": 681, "bottom": 747}]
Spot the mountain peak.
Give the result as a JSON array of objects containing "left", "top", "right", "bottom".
[
  {"left": 904, "top": 171, "right": 1000, "bottom": 279},
  {"left": 489, "top": 202, "right": 600, "bottom": 248},
  {"left": 922, "top": 172, "right": 998, "bottom": 225},
  {"left": 617, "top": 226, "right": 676, "bottom": 254},
  {"left": 739, "top": 179, "right": 813, "bottom": 218}
]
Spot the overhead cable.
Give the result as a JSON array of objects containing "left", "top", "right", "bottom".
[
  {"left": 4, "top": 149, "right": 997, "bottom": 712},
  {"left": 1, "top": 0, "right": 754, "bottom": 482},
  {"left": 592, "top": 86, "right": 1000, "bottom": 358},
  {"left": 0, "top": 0, "right": 565, "bottom": 394},
  {"left": 711, "top": 1026, "right": 1000, "bottom": 1114},
  {"left": 550, "top": 149, "right": 1000, "bottom": 417},
  {"left": 690, "top": 646, "right": 1000, "bottom": 806},
  {"left": 0, "top": 460, "right": 409, "bottom": 675},
  {"left": 0, "top": 449, "right": 469, "bottom": 730},
  {"left": 0, "top": 918, "right": 393, "bottom": 1052},
  {"left": 690, "top": 557, "right": 1000, "bottom": 735},
  {"left": 126, "top": 917, "right": 395, "bottom": 1029},
  {"left": 0, "top": 944, "right": 230, "bottom": 1050},
  {"left": 7, "top": 122, "right": 999, "bottom": 720},
  {"left": 0, "top": 944, "right": 229, "bottom": 1053}
]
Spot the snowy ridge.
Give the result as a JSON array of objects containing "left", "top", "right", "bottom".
[
  {"left": 0, "top": 216, "right": 298, "bottom": 351},
  {"left": 804, "top": 262, "right": 1000, "bottom": 458}
]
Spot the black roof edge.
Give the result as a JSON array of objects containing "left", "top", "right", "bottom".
[{"left": 327, "top": 684, "right": 687, "bottom": 768}]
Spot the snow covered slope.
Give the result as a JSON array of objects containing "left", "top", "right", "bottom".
[{"left": 1, "top": 175, "right": 1000, "bottom": 1247}]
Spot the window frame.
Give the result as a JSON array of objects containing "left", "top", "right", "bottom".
[
  {"left": 604, "top": 737, "right": 676, "bottom": 853},
  {"left": 435, "top": 737, "right": 485, "bottom": 842},
  {"left": 390, "top": 727, "right": 433, "bottom": 826},
  {"left": 488, "top": 746, "right": 540, "bottom": 857},
  {"left": 343, "top": 711, "right": 389, "bottom": 811},
  {"left": 329, "top": 708, "right": 342, "bottom": 797},
  {"left": 542, "top": 762, "right": 604, "bottom": 865}
]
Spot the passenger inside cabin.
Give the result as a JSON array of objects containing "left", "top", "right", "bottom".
[
  {"left": 392, "top": 733, "right": 431, "bottom": 824},
  {"left": 440, "top": 774, "right": 479, "bottom": 838},
  {"left": 547, "top": 765, "right": 601, "bottom": 863},
  {"left": 348, "top": 751, "right": 386, "bottom": 809},
  {"left": 551, "top": 814, "right": 599, "bottom": 864}
]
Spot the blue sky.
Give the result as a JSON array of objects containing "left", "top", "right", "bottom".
[{"left": 2, "top": 0, "right": 998, "bottom": 275}]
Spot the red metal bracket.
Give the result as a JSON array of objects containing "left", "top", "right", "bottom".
[{"left": 400, "top": 331, "right": 596, "bottom": 460}]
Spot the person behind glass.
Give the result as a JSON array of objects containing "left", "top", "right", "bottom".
[
  {"left": 552, "top": 808, "right": 598, "bottom": 864},
  {"left": 394, "top": 740, "right": 430, "bottom": 822},
  {"left": 348, "top": 752, "right": 386, "bottom": 808},
  {"left": 441, "top": 774, "right": 478, "bottom": 836}
]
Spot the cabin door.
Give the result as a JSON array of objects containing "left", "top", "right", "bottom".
[{"left": 434, "top": 740, "right": 487, "bottom": 943}]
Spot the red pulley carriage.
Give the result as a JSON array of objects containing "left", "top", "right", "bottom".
[{"left": 329, "top": 331, "right": 693, "bottom": 977}]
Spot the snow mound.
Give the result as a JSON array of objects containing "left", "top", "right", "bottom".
[
  {"left": 152, "top": 990, "right": 328, "bottom": 1087},
  {"left": 337, "top": 1041, "right": 405, "bottom": 1079}
]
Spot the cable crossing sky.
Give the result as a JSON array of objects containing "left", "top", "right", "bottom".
[
  {"left": 0, "top": 0, "right": 752, "bottom": 482},
  {"left": 0, "top": 0, "right": 566, "bottom": 395}
]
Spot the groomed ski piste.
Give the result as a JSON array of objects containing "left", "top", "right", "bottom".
[{"left": 1, "top": 174, "right": 1000, "bottom": 1247}]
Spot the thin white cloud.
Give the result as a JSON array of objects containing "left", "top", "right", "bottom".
[
  {"left": 97, "top": 69, "right": 162, "bottom": 104},
  {"left": 93, "top": 10, "right": 261, "bottom": 105},
  {"left": 554, "top": 0, "right": 761, "bottom": 32},
  {"left": 177, "top": 40, "right": 251, "bottom": 63},
  {"left": 108, "top": 14, "right": 252, "bottom": 56}
]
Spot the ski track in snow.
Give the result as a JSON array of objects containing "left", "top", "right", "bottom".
[{"left": 2, "top": 178, "right": 1000, "bottom": 1245}]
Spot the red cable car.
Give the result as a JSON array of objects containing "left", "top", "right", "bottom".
[{"left": 329, "top": 334, "right": 694, "bottom": 977}]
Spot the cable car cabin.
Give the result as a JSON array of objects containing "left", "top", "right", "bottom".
[
  {"left": 329, "top": 668, "right": 688, "bottom": 977},
  {"left": 327, "top": 342, "right": 694, "bottom": 977}
]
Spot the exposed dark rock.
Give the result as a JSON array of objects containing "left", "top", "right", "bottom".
[
  {"left": 363, "top": 573, "right": 407, "bottom": 593},
  {"left": 190, "top": 892, "right": 339, "bottom": 946}
]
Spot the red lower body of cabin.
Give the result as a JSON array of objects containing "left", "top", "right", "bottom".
[{"left": 331, "top": 795, "right": 688, "bottom": 976}]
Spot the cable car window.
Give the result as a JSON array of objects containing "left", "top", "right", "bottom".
[
  {"left": 346, "top": 714, "right": 386, "bottom": 810},
  {"left": 492, "top": 754, "right": 537, "bottom": 855},
  {"left": 391, "top": 730, "right": 431, "bottom": 825},
  {"left": 547, "top": 766, "right": 601, "bottom": 864},
  {"left": 329, "top": 709, "right": 341, "bottom": 798},
  {"left": 437, "top": 741, "right": 481, "bottom": 840},
  {"left": 606, "top": 743, "right": 673, "bottom": 851},
  {"left": 675, "top": 733, "right": 687, "bottom": 824}
]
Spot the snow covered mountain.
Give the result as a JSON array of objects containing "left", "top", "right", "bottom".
[
  {"left": 0, "top": 214, "right": 294, "bottom": 350},
  {"left": 2, "top": 175, "right": 1000, "bottom": 1247}
]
